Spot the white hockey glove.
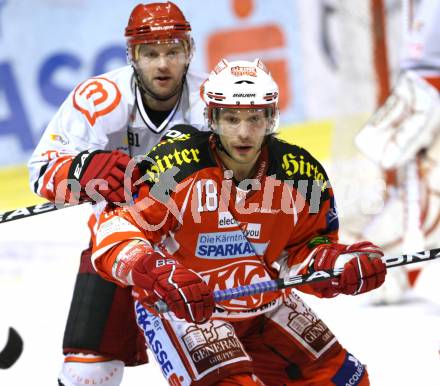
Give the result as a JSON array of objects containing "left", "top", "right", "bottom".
[{"left": 355, "top": 70, "right": 440, "bottom": 169}]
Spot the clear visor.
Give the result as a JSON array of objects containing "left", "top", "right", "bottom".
[
  {"left": 211, "top": 107, "right": 276, "bottom": 136},
  {"left": 130, "top": 38, "right": 191, "bottom": 65}
]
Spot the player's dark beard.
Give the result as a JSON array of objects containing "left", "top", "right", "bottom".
[
  {"left": 142, "top": 76, "right": 182, "bottom": 101},
  {"left": 133, "top": 64, "right": 188, "bottom": 102}
]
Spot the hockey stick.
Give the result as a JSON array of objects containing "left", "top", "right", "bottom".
[
  {"left": 155, "top": 247, "right": 440, "bottom": 312},
  {"left": 0, "top": 127, "right": 198, "bottom": 226},
  {"left": 0, "top": 327, "right": 23, "bottom": 369},
  {"left": 0, "top": 202, "right": 79, "bottom": 225}
]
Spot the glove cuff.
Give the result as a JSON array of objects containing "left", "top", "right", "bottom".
[
  {"left": 67, "top": 150, "right": 113, "bottom": 201},
  {"left": 68, "top": 150, "right": 95, "bottom": 182},
  {"left": 113, "top": 240, "right": 153, "bottom": 286}
]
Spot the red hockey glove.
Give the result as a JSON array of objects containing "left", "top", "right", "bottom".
[
  {"left": 309, "top": 241, "right": 386, "bottom": 297},
  {"left": 131, "top": 250, "right": 214, "bottom": 324},
  {"left": 68, "top": 150, "right": 140, "bottom": 203}
]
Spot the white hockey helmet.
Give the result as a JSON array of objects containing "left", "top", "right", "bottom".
[{"left": 201, "top": 59, "right": 280, "bottom": 134}]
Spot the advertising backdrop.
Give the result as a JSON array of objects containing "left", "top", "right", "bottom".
[{"left": 0, "top": 0, "right": 405, "bottom": 211}]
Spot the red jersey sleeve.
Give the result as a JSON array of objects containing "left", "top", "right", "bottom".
[
  {"left": 284, "top": 181, "right": 340, "bottom": 297},
  {"left": 91, "top": 184, "right": 178, "bottom": 285}
]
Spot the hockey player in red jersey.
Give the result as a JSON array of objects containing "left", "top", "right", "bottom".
[
  {"left": 92, "top": 58, "right": 387, "bottom": 385},
  {"left": 27, "top": 2, "right": 207, "bottom": 385}
]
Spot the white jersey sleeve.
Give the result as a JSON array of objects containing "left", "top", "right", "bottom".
[{"left": 28, "top": 66, "right": 135, "bottom": 200}]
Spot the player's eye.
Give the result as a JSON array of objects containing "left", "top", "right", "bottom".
[
  {"left": 224, "top": 115, "right": 240, "bottom": 125},
  {"left": 141, "top": 50, "right": 158, "bottom": 59},
  {"left": 248, "top": 115, "right": 263, "bottom": 124}
]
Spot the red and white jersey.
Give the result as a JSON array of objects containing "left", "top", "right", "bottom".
[
  {"left": 92, "top": 131, "right": 340, "bottom": 320},
  {"left": 28, "top": 65, "right": 207, "bottom": 203}
]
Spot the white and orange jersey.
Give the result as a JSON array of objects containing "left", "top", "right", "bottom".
[
  {"left": 28, "top": 65, "right": 207, "bottom": 203},
  {"left": 92, "top": 131, "right": 340, "bottom": 320}
]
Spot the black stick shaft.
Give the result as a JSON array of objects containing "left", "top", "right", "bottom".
[{"left": 155, "top": 248, "right": 440, "bottom": 312}]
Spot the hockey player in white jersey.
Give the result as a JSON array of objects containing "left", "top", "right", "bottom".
[
  {"left": 27, "top": 2, "right": 206, "bottom": 385},
  {"left": 355, "top": 0, "right": 440, "bottom": 304}
]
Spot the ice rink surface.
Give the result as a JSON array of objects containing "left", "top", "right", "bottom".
[{"left": 0, "top": 205, "right": 439, "bottom": 385}]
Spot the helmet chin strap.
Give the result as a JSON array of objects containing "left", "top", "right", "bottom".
[{"left": 212, "top": 133, "right": 233, "bottom": 159}]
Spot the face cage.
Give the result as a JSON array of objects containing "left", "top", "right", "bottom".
[{"left": 207, "top": 105, "right": 279, "bottom": 135}]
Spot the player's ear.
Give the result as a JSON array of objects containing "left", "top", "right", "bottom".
[
  {"left": 203, "top": 107, "right": 213, "bottom": 131},
  {"left": 185, "top": 37, "right": 195, "bottom": 63},
  {"left": 210, "top": 120, "right": 220, "bottom": 133}
]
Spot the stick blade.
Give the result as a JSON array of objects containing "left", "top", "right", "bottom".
[{"left": 0, "top": 327, "right": 23, "bottom": 369}]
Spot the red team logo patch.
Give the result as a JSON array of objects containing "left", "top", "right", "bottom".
[
  {"left": 201, "top": 260, "right": 275, "bottom": 311},
  {"left": 230, "top": 66, "right": 257, "bottom": 77},
  {"left": 73, "top": 77, "right": 121, "bottom": 125}
]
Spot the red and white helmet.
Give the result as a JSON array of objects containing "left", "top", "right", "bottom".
[
  {"left": 125, "top": 2, "right": 193, "bottom": 62},
  {"left": 201, "top": 59, "right": 279, "bottom": 133}
]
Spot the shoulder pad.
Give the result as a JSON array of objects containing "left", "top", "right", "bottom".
[
  {"left": 268, "top": 137, "right": 331, "bottom": 201},
  {"left": 162, "top": 124, "right": 203, "bottom": 140},
  {"left": 138, "top": 131, "right": 215, "bottom": 185}
]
